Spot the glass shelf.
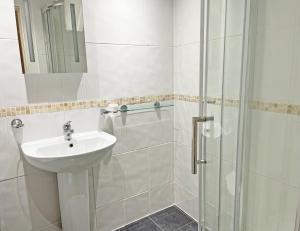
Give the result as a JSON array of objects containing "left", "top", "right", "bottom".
[{"left": 120, "top": 102, "right": 174, "bottom": 112}]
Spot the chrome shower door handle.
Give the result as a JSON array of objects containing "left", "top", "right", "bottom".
[{"left": 191, "top": 116, "right": 214, "bottom": 174}]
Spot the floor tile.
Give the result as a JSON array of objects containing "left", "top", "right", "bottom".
[
  {"left": 177, "top": 222, "right": 198, "bottom": 231},
  {"left": 149, "top": 206, "right": 193, "bottom": 231},
  {"left": 117, "top": 217, "right": 161, "bottom": 231}
]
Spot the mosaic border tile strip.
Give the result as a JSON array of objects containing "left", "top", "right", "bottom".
[
  {"left": 0, "top": 94, "right": 174, "bottom": 118},
  {"left": 250, "top": 100, "right": 300, "bottom": 115},
  {"left": 173, "top": 95, "right": 239, "bottom": 107},
  {"left": 1, "top": 94, "right": 298, "bottom": 118}
]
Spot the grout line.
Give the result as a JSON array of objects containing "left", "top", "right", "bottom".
[
  {"left": 0, "top": 175, "right": 24, "bottom": 183},
  {"left": 112, "top": 141, "right": 174, "bottom": 157},
  {"left": 174, "top": 221, "right": 197, "bottom": 231},
  {"left": 85, "top": 41, "right": 172, "bottom": 48},
  {"left": 0, "top": 37, "right": 18, "bottom": 40},
  {"left": 148, "top": 215, "right": 164, "bottom": 231}
]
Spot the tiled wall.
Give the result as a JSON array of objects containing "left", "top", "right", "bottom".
[
  {"left": 243, "top": 0, "right": 300, "bottom": 230},
  {"left": 173, "top": 0, "right": 201, "bottom": 221},
  {"left": 95, "top": 107, "right": 174, "bottom": 230},
  {"left": 0, "top": 0, "right": 174, "bottom": 230}
]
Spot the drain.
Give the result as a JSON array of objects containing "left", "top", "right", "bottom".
[{"left": 69, "top": 143, "right": 74, "bottom": 148}]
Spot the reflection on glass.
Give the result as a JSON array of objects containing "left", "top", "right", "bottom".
[{"left": 14, "top": 0, "right": 87, "bottom": 74}]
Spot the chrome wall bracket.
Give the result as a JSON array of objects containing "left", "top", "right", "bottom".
[
  {"left": 198, "top": 160, "right": 208, "bottom": 164},
  {"left": 11, "top": 118, "right": 24, "bottom": 128}
]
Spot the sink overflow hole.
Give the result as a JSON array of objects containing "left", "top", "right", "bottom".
[{"left": 69, "top": 143, "right": 74, "bottom": 148}]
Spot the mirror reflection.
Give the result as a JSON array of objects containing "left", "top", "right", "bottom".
[{"left": 14, "top": 0, "right": 87, "bottom": 74}]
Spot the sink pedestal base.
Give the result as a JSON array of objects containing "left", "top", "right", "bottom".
[{"left": 57, "top": 170, "right": 91, "bottom": 231}]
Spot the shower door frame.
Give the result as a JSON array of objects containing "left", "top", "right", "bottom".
[
  {"left": 197, "top": 0, "right": 251, "bottom": 230},
  {"left": 197, "top": 0, "right": 226, "bottom": 230},
  {"left": 233, "top": 0, "right": 268, "bottom": 230},
  {"left": 197, "top": 0, "right": 210, "bottom": 229}
]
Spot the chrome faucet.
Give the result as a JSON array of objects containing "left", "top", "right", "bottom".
[{"left": 63, "top": 121, "right": 74, "bottom": 141}]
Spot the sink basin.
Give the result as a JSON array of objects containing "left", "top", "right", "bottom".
[
  {"left": 21, "top": 131, "right": 117, "bottom": 173},
  {"left": 21, "top": 130, "right": 117, "bottom": 231}
]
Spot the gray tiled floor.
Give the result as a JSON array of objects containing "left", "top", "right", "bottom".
[{"left": 116, "top": 206, "right": 198, "bottom": 231}]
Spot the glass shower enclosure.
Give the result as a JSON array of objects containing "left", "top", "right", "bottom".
[
  {"left": 193, "top": 0, "right": 246, "bottom": 230},
  {"left": 41, "top": 0, "right": 86, "bottom": 73},
  {"left": 198, "top": 0, "right": 300, "bottom": 230}
]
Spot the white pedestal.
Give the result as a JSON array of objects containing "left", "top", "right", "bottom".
[{"left": 57, "top": 170, "right": 91, "bottom": 231}]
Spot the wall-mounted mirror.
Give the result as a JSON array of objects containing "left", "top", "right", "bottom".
[{"left": 14, "top": 0, "right": 87, "bottom": 74}]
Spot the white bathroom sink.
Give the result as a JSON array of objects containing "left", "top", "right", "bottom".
[{"left": 21, "top": 131, "right": 117, "bottom": 173}]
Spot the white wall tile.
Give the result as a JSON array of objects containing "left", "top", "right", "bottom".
[
  {"left": 173, "top": 0, "right": 200, "bottom": 45},
  {"left": 174, "top": 143, "right": 198, "bottom": 196},
  {"left": 252, "top": 28, "right": 293, "bottom": 103},
  {"left": 96, "top": 200, "right": 126, "bottom": 231},
  {"left": 149, "top": 143, "right": 173, "bottom": 188},
  {"left": 208, "top": 0, "right": 226, "bottom": 40},
  {"left": 245, "top": 172, "right": 282, "bottom": 231},
  {"left": 149, "top": 184, "right": 174, "bottom": 214},
  {"left": 174, "top": 101, "right": 198, "bottom": 132},
  {"left": 1, "top": 173, "right": 59, "bottom": 230},
  {"left": 283, "top": 115, "right": 300, "bottom": 188},
  {"left": 63, "top": 108, "right": 100, "bottom": 134},
  {"left": 277, "top": 186, "right": 300, "bottom": 231},
  {"left": 0, "top": 177, "right": 32, "bottom": 231},
  {"left": 112, "top": 109, "right": 173, "bottom": 155},
  {"left": 207, "top": 38, "right": 224, "bottom": 99},
  {"left": 223, "top": 36, "right": 243, "bottom": 100},
  {"left": 205, "top": 155, "right": 220, "bottom": 208},
  {"left": 85, "top": 43, "right": 173, "bottom": 99},
  {"left": 219, "top": 160, "right": 236, "bottom": 217},
  {"left": 0, "top": 117, "right": 23, "bottom": 182},
  {"left": 289, "top": 28, "right": 300, "bottom": 105},
  {"left": 20, "top": 112, "right": 64, "bottom": 143},
  {"left": 221, "top": 106, "right": 239, "bottom": 163},
  {"left": 83, "top": 0, "right": 173, "bottom": 46},
  {"left": 0, "top": 76, "right": 27, "bottom": 107},
  {"left": 124, "top": 192, "right": 149, "bottom": 224},
  {"left": 249, "top": 110, "right": 287, "bottom": 179},
  {"left": 174, "top": 183, "right": 198, "bottom": 221},
  {"left": 22, "top": 161, "right": 61, "bottom": 230},
  {"left": 0, "top": 0, "right": 17, "bottom": 39},
  {"left": 25, "top": 73, "right": 87, "bottom": 104},
  {"left": 0, "top": 39, "right": 22, "bottom": 75},
  {"left": 117, "top": 149, "right": 150, "bottom": 198},
  {"left": 94, "top": 156, "right": 126, "bottom": 208},
  {"left": 256, "top": 0, "right": 299, "bottom": 33},
  {"left": 173, "top": 43, "right": 200, "bottom": 96},
  {"left": 24, "top": 75, "right": 64, "bottom": 104},
  {"left": 226, "top": 0, "right": 245, "bottom": 36},
  {"left": 219, "top": 212, "right": 234, "bottom": 231},
  {"left": 38, "top": 223, "right": 62, "bottom": 231}
]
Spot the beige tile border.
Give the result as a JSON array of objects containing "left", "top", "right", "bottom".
[
  {"left": 0, "top": 94, "right": 174, "bottom": 118},
  {"left": 250, "top": 100, "right": 300, "bottom": 115},
  {"left": 0, "top": 94, "right": 299, "bottom": 118}
]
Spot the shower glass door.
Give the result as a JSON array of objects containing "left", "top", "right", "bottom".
[
  {"left": 42, "top": 4, "right": 66, "bottom": 72},
  {"left": 196, "top": 0, "right": 246, "bottom": 230}
]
